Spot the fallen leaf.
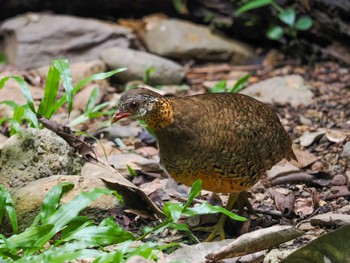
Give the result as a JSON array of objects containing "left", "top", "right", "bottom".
[
  {"left": 310, "top": 212, "right": 350, "bottom": 228},
  {"left": 206, "top": 225, "right": 304, "bottom": 261},
  {"left": 82, "top": 161, "right": 165, "bottom": 218},
  {"left": 294, "top": 198, "right": 314, "bottom": 218},
  {"left": 326, "top": 129, "right": 348, "bottom": 143}
]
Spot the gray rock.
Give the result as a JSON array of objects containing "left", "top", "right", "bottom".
[
  {"left": 0, "top": 128, "right": 84, "bottom": 187},
  {"left": 241, "top": 75, "right": 314, "bottom": 107},
  {"left": 142, "top": 18, "right": 255, "bottom": 62},
  {"left": 101, "top": 47, "right": 185, "bottom": 85},
  {"left": 0, "top": 13, "right": 139, "bottom": 69},
  {"left": 342, "top": 141, "right": 350, "bottom": 157},
  {"left": 30, "top": 60, "right": 107, "bottom": 86},
  {"left": 0, "top": 76, "right": 44, "bottom": 118}
]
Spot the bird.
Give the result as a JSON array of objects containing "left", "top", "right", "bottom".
[{"left": 111, "top": 87, "right": 297, "bottom": 241}]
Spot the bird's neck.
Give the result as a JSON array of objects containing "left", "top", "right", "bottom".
[{"left": 143, "top": 97, "right": 174, "bottom": 132}]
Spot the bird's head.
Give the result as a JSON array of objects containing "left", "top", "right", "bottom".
[{"left": 111, "top": 87, "right": 163, "bottom": 124}]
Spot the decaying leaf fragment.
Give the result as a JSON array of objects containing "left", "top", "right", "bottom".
[{"left": 206, "top": 225, "right": 304, "bottom": 261}]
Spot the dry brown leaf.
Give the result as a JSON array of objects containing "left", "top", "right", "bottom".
[
  {"left": 269, "top": 189, "right": 294, "bottom": 217},
  {"left": 294, "top": 198, "right": 314, "bottom": 218},
  {"left": 206, "top": 225, "right": 304, "bottom": 261},
  {"left": 82, "top": 161, "right": 165, "bottom": 218},
  {"left": 326, "top": 129, "right": 348, "bottom": 143}
]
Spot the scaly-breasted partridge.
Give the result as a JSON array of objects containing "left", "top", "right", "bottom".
[{"left": 112, "top": 87, "right": 297, "bottom": 241}]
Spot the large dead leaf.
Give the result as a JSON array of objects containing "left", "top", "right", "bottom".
[
  {"left": 82, "top": 161, "right": 164, "bottom": 218},
  {"left": 206, "top": 225, "right": 304, "bottom": 261}
]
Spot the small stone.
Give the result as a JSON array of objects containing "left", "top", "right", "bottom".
[
  {"left": 331, "top": 174, "right": 346, "bottom": 186},
  {"left": 341, "top": 141, "right": 350, "bottom": 157}
]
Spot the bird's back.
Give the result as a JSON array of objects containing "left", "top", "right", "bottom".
[{"left": 155, "top": 92, "right": 296, "bottom": 193}]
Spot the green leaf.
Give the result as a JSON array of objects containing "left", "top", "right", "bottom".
[
  {"left": 279, "top": 8, "right": 296, "bottom": 26},
  {"left": 127, "top": 165, "right": 137, "bottom": 177},
  {"left": 6, "top": 118, "right": 22, "bottom": 135},
  {"left": 85, "top": 87, "right": 99, "bottom": 114},
  {"left": 23, "top": 106, "right": 40, "bottom": 128},
  {"left": 0, "top": 100, "right": 19, "bottom": 110},
  {"left": 52, "top": 68, "right": 126, "bottom": 115},
  {"left": 0, "top": 52, "right": 7, "bottom": 65},
  {"left": 235, "top": 0, "right": 273, "bottom": 16},
  {"left": 183, "top": 179, "right": 202, "bottom": 211},
  {"left": 13, "top": 106, "right": 25, "bottom": 124},
  {"left": 62, "top": 217, "right": 135, "bottom": 246},
  {"left": 5, "top": 224, "right": 53, "bottom": 248},
  {"left": 37, "top": 65, "right": 60, "bottom": 118},
  {"left": 267, "top": 25, "right": 284, "bottom": 40},
  {"left": 295, "top": 16, "right": 313, "bottom": 30},
  {"left": 0, "top": 185, "right": 18, "bottom": 233},
  {"left": 229, "top": 74, "right": 250, "bottom": 93},
  {"left": 16, "top": 241, "right": 106, "bottom": 263},
  {"left": 183, "top": 202, "right": 247, "bottom": 221},
  {"left": 31, "top": 182, "right": 74, "bottom": 227},
  {"left": 0, "top": 76, "right": 35, "bottom": 114},
  {"left": 163, "top": 202, "right": 184, "bottom": 222},
  {"left": 143, "top": 67, "right": 155, "bottom": 84},
  {"left": 209, "top": 80, "right": 227, "bottom": 93},
  {"left": 34, "top": 188, "right": 122, "bottom": 247},
  {"left": 53, "top": 59, "right": 74, "bottom": 116}
]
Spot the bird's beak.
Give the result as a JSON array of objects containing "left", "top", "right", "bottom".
[{"left": 111, "top": 112, "right": 132, "bottom": 124}]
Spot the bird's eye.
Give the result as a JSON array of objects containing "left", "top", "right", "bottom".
[{"left": 129, "top": 101, "right": 140, "bottom": 110}]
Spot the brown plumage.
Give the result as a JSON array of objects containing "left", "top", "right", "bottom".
[
  {"left": 113, "top": 87, "right": 296, "bottom": 191},
  {"left": 112, "top": 87, "right": 297, "bottom": 240}
]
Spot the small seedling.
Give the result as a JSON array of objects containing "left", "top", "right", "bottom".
[{"left": 209, "top": 74, "right": 250, "bottom": 94}]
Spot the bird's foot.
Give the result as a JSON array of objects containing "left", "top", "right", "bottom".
[{"left": 193, "top": 214, "right": 227, "bottom": 242}]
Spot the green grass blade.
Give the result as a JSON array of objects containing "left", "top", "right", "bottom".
[
  {"left": 0, "top": 76, "right": 35, "bottom": 113},
  {"left": 62, "top": 217, "right": 135, "bottom": 246},
  {"left": 37, "top": 65, "right": 60, "bottom": 118},
  {"left": 5, "top": 224, "right": 53, "bottom": 248},
  {"left": 34, "top": 188, "right": 122, "bottom": 247},
  {"left": 182, "top": 179, "right": 202, "bottom": 211},
  {"left": 229, "top": 74, "right": 250, "bottom": 93},
  {"left": 0, "top": 100, "right": 19, "bottom": 110},
  {"left": 235, "top": 0, "right": 273, "bottom": 16},
  {"left": 31, "top": 182, "right": 74, "bottom": 227},
  {"left": 183, "top": 202, "right": 247, "bottom": 221},
  {"left": 23, "top": 106, "right": 40, "bottom": 128},
  {"left": 52, "top": 68, "right": 127, "bottom": 115},
  {"left": 0, "top": 192, "right": 5, "bottom": 225},
  {"left": 209, "top": 80, "right": 227, "bottom": 93},
  {"left": 0, "top": 186, "right": 18, "bottom": 234},
  {"left": 6, "top": 118, "right": 22, "bottom": 136},
  {"left": 53, "top": 59, "right": 74, "bottom": 115},
  {"left": 16, "top": 241, "right": 106, "bottom": 263},
  {"left": 74, "top": 68, "right": 127, "bottom": 91},
  {"left": 85, "top": 87, "right": 99, "bottom": 114}
]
